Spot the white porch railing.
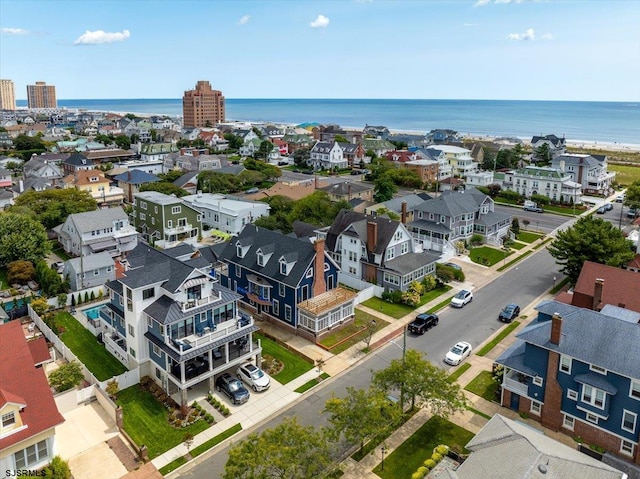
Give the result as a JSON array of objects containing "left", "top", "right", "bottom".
[
  {"left": 503, "top": 377, "right": 529, "bottom": 396},
  {"left": 169, "top": 316, "right": 249, "bottom": 352}
]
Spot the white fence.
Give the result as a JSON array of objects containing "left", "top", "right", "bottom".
[
  {"left": 338, "top": 273, "right": 384, "bottom": 305},
  {"left": 28, "top": 305, "right": 140, "bottom": 411}
]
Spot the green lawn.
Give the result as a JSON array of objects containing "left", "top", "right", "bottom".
[
  {"left": 496, "top": 251, "right": 532, "bottom": 272},
  {"left": 516, "top": 231, "right": 543, "bottom": 243},
  {"left": 54, "top": 312, "right": 127, "bottom": 381},
  {"left": 476, "top": 321, "right": 521, "bottom": 357},
  {"left": 361, "top": 286, "right": 452, "bottom": 319},
  {"left": 116, "top": 386, "right": 210, "bottom": 459},
  {"left": 509, "top": 241, "right": 526, "bottom": 250},
  {"left": 372, "top": 416, "right": 474, "bottom": 479},
  {"left": 464, "top": 371, "right": 500, "bottom": 402},
  {"left": 447, "top": 363, "right": 471, "bottom": 383},
  {"left": 49, "top": 240, "right": 71, "bottom": 261},
  {"left": 255, "top": 333, "right": 314, "bottom": 384},
  {"left": 318, "top": 309, "right": 388, "bottom": 353},
  {"left": 610, "top": 164, "right": 640, "bottom": 186},
  {"left": 294, "top": 373, "right": 330, "bottom": 393},
  {"left": 470, "top": 246, "right": 513, "bottom": 266}
]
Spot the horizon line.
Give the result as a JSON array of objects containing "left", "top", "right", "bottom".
[{"left": 13, "top": 98, "right": 640, "bottom": 103}]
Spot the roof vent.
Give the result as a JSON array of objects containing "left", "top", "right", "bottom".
[{"left": 538, "top": 464, "right": 547, "bottom": 474}]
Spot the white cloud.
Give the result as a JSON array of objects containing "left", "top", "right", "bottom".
[
  {"left": 74, "top": 29, "right": 130, "bottom": 45},
  {"left": 1, "top": 27, "right": 31, "bottom": 35},
  {"left": 474, "top": 0, "right": 490, "bottom": 6},
  {"left": 476, "top": 0, "right": 525, "bottom": 5},
  {"left": 507, "top": 28, "right": 535, "bottom": 41},
  {"left": 238, "top": 15, "right": 250, "bottom": 25},
  {"left": 541, "top": 33, "right": 554, "bottom": 40},
  {"left": 310, "top": 15, "right": 330, "bottom": 29}
]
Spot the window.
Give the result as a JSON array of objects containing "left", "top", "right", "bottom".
[
  {"left": 621, "top": 440, "right": 635, "bottom": 456},
  {"left": 630, "top": 380, "right": 640, "bottom": 400},
  {"left": 348, "top": 266, "right": 357, "bottom": 274},
  {"left": 530, "top": 400, "right": 542, "bottom": 415},
  {"left": 562, "top": 415, "right": 575, "bottom": 430},
  {"left": 142, "top": 287, "right": 155, "bottom": 300},
  {"left": 152, "top": 344, "right": 161, "bottom": 357},
  {"left": 14, "top": 440, "right": 48, "bottom": 469},
  {"left": 306, "top": 268, "right": 313, "bottom": 278},
  {"left": 559, "top": 355, "right": 572, "bottom": 373},
  {"left": 533, "top": 376, "right": 543, "bottom": 387},
  {"left": 139, "top": 213, "right": 146, "bottom": 220},
  {"left": 151, "top": 217, "right": 155, "bottom": 225},
  {"left": 589, "top": 364, "right": 607, "bottom": 375},
  {"left": 2, "top": 411, "right": 15, "bottom": 427},
  {"left": 285, "top": 305, "right": 292, "bottom": 321},
  {"left": 257, "top": 252, "right": 265, "bottom": 266},
  {"left": 155, "top": 367, "right": 162, "bottom": 380},
  {"left": 141, "top": 201, "right": 147, "bottom": 210},
  {"left": 567, "top": 389, "right": 578, "bottom": 400},
  {"left": 385, "top": 248, "right": 395, "bottom": 261},
  {"left": 167, "top": 220, "right": 173, "bottom": 228},
  {"left": 622, "top": 410, "right": 637, "bottom": 433},
  {"left": 128, "top": 324, "right": 135, "bottom": 337},
  {"left": 278, "top": 283, "right": 285, "bottom": 297},
  {"left": 272, "top": 300, "right": 279, "bottom": 316},
  {"left": 585, "top": 412, "right": 599, "bottom": 423},
  {"left": 172, "top": 206, "right": 181, "bottom": 214},
  {"left": 130, "top": 347, "right": 136, "bottom": 358},
  {"left": 401, "top": 242, "right": 408, "bottom": 254},
  {"left": 582, "top": 384, "right": 605, "bottom": 409},
  {"left": 280, "top": 261, "right": 287, "bottom": 275},
  {"left": 94, "top": 269, "right": 100, "bottom": 276}
]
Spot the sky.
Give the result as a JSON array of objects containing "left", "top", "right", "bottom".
[{"left": 1, "top": 0, "right": 639, "bottom": 101}]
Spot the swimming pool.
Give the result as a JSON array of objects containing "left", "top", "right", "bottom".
[{"left": 83, "top": 304, "right": 105, "bottom": 321}]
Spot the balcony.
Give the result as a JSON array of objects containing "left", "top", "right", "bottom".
[
  {"left": 165, "top": 224, "right": 194, "bottom": 235},
  {"left": 103, "top": 331, "right": 129, "bottom": 367},
  {"left": 503, "top": 369, "right": 529, "bottom": 396},
  {"left": 180, "top": 292, "right": 221, "bottom": 312},
  {"left": 168, "top": 315, "right": 253, "bottom": 353}
]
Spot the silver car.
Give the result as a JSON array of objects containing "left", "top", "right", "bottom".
[{"left": 237, "top": 363, "right": 271, "bottom": 392}]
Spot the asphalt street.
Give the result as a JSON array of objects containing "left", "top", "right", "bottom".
[{"left": 177, "top": 248, "right": 562, "bottom": 479}]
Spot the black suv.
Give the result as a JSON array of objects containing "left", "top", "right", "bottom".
[
  {"left": 215, "top": 372, "right": 250, "bottom": 405},
  {"left": 408, "top": 313, "right": 439, "bottom": 335}
]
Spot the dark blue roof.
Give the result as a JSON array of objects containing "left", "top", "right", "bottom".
[{"left": 113, "top": 169, "right": 160, "bottom": 185}]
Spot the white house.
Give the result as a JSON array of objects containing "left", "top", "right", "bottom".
[
  {"left": 503, "top": 166, "right": 582, "bottom": 204},
  {"left": 182, "top": 192, "right": 271, "bottom": 235},
  {"left": 427, "top": 145, "right": 479, "bottom": 178},
  {"left": 309, "top": 141, "right": 348, "bottom": 170},
  {"left": 466, "top": 171, "right": 494, "bottom": 187},
  {"left": 551, "top": 154, "right": 616, "bottom": 196}
]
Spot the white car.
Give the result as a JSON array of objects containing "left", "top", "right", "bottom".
[
  {"left": 445, "top": 341, "right": 473, "bottom": 366},
  {"left": 236, "top": 363, "right": 271, "bottom": 392},
  {"left": 450, "top": 289, "right": 473, "bottom": 308}
]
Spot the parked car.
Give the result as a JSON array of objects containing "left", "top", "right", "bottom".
[
  {"left": 443, "top": 262, "right": 462, "bottom": 271},
  {"left": 237, "top": 363, "right": 271, "bottom": 392},
  {"left": 278, "top": 161, "right": 289, "bottom": 166},
  {"left": 596, "top": 205, "right": 607, "bottom": 214},
  {"left": 523, "top": 205, "right": 544, "bottom": 213},
  {"left": 52, "top": 261, "right": 64, "bottom": 274},
  {"left": 444, "top": 341, "right": 472, "bottom": 366},
  {"left": 408, "top": 313, "right": 439, "bottom": 335},
  {"left": 450, "top": 289, "right": 473, "bottom": 308},
  {"left": 350, "top": 169, "right": 364, "bottom": 175},
  {"left": 498, "top": 303, "right": 521, "bottom": 323},
  {"left": 615, "top": 195, "right": 625, "bottom": 203},
  {"left": 245, "top": 187, "right": 259, "bottom": 194},
  {"left": 216, "top": 372, "right": 250, "bottom": 405},
  {"left": 628, "top": 208, "right": 637, "bottom": 218},
  {"left": 604, "top": 203, "right": 613, "bottom": 211}
]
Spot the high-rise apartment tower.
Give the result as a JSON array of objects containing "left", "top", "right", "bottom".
[
  {"left": 27, "top": 81, "right": 57, "bottom": 109},
  {"left": 0, "top": 79, "right": 16, "bottom": 110},
  {"left": 182, "top": 81, "right": 225, "bottom": 128}
]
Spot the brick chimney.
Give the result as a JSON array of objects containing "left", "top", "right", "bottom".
[
  {"left": 367, "top": 221, "right": 378, "bottom": 254},
  {"left": 592, "top": 278, "right": 604, "bottom": 311},
  {"left": 401, "top": 201, "right": 407, "bottom": 224},
  {"left": 312, "top": 239, "right": 327, "bottom": 297},
  {"left": 550, "top": 312, "right": 562, "bottom": 345}
]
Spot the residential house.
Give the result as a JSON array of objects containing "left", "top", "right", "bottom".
[
  {"left": 319, "top": 181, "right": 374, "bottom": 204},
  {"left": 100, "top": 243, "right": 259, "bottom": 411},
  {"left": 437, "top": 414, "right": 626, "bottom": 479},
  {"left": 61, "top": 152, "right": 94, "bottom": 176},
  {"left": 319, "top": 210, "right": 439, "bottom": 291},
  {"left": 465, "top": 171, "right": 495, "bottom": 188},
  {"left": 181, "top": 128, "right": 201, "bottom": 142},
  {"left": 238, "top": 138, "right": 262, "bottom": 158},
  {"left": 407, "top": 187, "right": 512, "bottom": 253},
  {"left": 408, "top": 148, "right": 453, "bottom": 182},
  {"left": 14, "top": 177, "right": 55, "bottom": 193},
  {"left": 364, "top": 193, "right": 432, "bottom": 223},
  {"left": 496, "top": 299, "right": 640, "bottom": 464},
  {"left": 309, "top": 141, "right": 348, "bottom": 170},
  {"left": 426, "top": 129, "right": 461, "bottom": 144},
  {"left": 363, "top": 125, "right": 390, "bottom": 139},
  {"left": 140, "top": 143, "right": 179, "bottom": 163},
  {"left": 312, "top": 124, "right": 347, "bottom": 142},
  {"left": 531, "top": 134, "right": 567, "bottom": 158},
  {"left": 0, "top": 321, "right": 64, "bottom": 473},
  {"left": 503, "top": 166, "right": 582, "bottom": 204},
  {"left": 0, "top": 168, "right": 12, "bottom": 188},
  {"left": 272, "top": 138, "right": 289, "bottom": 157},
  {"left": 282, "top": 133, "right": 314, "bottom": 154},
  {"left": 259, "top": 125, "right": 285, "bottom": 139},
  {"left": 551, "top": 154, "right": 616, "bottom": 196},
  {"left": 82, "top": 149, "right": 135, "bottom": 164},
  {"left": 132, "top": 191, "right": 202, "bottom": 249},
  {"left": 338, "top": 142, "right": 366, "bottom": 168},
  {"left": 113, "top": 169, "right": 161, "bottom": 203},
  {"left": 55, "top": 207, "right": 138, "bottom": 258},
  {"left": 63, "top": 251, "right": 115, "bottom": 291},
  {"left": 427, "top": 145, "right": 478, "bottom": 178},
  {"left": 360, "top": 138, "right": 396, "bottom": 158},
  {"left": 0, "top": 132, "right": 13, "bottom": 148},
  {"left": 438, "top": 176, "right": 465, "bottom": 192},
  {"left": 467, "top": 143, "right": 485, "bottom": 164},
  {"left": 22, "top": 157, "right": 62, "bottom": 185},
  {"left": 116, "top": 159, "right": 165, "bottom": 176},
  {"left": 214, "top": 225, "right": 356, "bottom": 340},
  {"left": 173, "top": 172, "right": 200, "bottom": 195},
  {"left": 0, "top": 188, "right": 16, "bottom": 208},
  {"left": 165, "top": 148, "right": 227, "bottom": 172},
  {"left": 182, "top": 192, "right": 270, "bottom": 236},
  {"left": 62, "top": 169, "right": 125, "bottom": 207},
  {"left": 402, "top": 159, "right": 439, "bottom": 185},
  {"left": 232, "top": 128, "right": 259, "bottom": 144}
]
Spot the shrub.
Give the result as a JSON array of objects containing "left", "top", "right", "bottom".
[
  {"left": 423, "top": 459, "right": 436, "bottom": 470},
  {"left": 416, "top": 466, "right": 428, "bottom": 478},
  {"left": 83, "top": 292, "right": 89, "bottom": 303},
  {"left": 498, "top": 190, "right": 522, "bottom": 202},
  {"left": 90, "top": 290, "right": 95, "bottom": 301},
  {"left": 435, "top": 445, "right": 449, "bottom": 455},
  {"left": 42, "top": 455, "right": 71, "bottom": 479},
  {"left": 411, "top": 472, "right": 423, "bottom": 479},
  {"left": 431, "top": 452, "right": 443, "bottom": 463},
  {"left": 470, "top": 234, "right": 483, "bottom": 246},
  {"left": 30, "top": 296, "right": 49, "bottom": 316},
  {"left": 421, "top": 275, "right": 437, "bottom": 291},
  {"left": 519, "top": 412, "right": 529, "bottom": 419},
  {"left": 49, "top": 361, "right": 84, "bottom": 392},
  {"left": 531, "top": 193, "right": 550, "bottom": 206},
  {"left": 7, "top": 260, "right": 35, "bottom": 285}
]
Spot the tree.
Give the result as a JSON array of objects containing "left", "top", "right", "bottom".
[
  {"left": 14, "top": 134, "right": 45, "bottom": 151},
  {"left": 374, "top": 177, "right": 397, "bottom": 202},
  {"left": 30, "top": 297, "right": 49, "bottom": 316},
  {"left": 0, "top": 213, "right": 50, "bottom": 266},
  {"left": 625, "top": 181, "right": 640, "bottom": 211},
  {"left": 293, "top": 147, "right": 311, "bottom": 167},
  {"left": 183, "top": 432, "right": 194, "bottom": 457},
  {"left": 511, "top": 218, "right": 520, "bottom": 236},
  {"left": 534, "top": 143, "right": 552, "bottom": 165},
  {"left": 113, "top": 134, "right": 131, "bottom": 150},
  {"left": 334, "top": 134, "right": 349, "bottom": 143},
  {"left": 105, "top": 379, "right": 119, "bottom": 399},
  {"left": 139, "top": 182, "right": 189, "bottom": 197},
  {"left": 35, "top": 260, "right": 65, "bottom": 297},
  {"left": 372, "top": 349, "right": 468, "bottom": 414},
  {"left": 548, "top": 216, "right": 635, "bottom": 285},
  {"left": 481, "top": 147, "right": 497, "bottom": 171},
  {"left": 324, "top": 387, "right": 402, "bottom": 456},
  {"left": 7, "top": 260, "right": 35, "bottom": 284},
  {"left": 159, "top": 169, "right": 186, "bottom": 183},
  {"left": 256, "top": 140, "right": 274, "bottom": 160},
  {"left": 42, "top": 455, "right": 71, "bottom": 479},
  {"left": 487, "top": 184, "right": 501, "bottom": 198},
  {"left": 5, "top": 160, "right": 23, "bottom": 175},
  {"left": 224, "top": 417, "right": 335, "bottom": 479},
  {"left": 12, "top": 189, "right": 97, "bottom": 229},
  {"left": 223, "top": 133, "right": 243, "bottom": 150},
  {"left": 49, "top": 361, "right": 84, "bottom": 392}
]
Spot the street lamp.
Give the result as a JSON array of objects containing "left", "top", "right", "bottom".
[
  {"left": 553, "top": 276, "right": 557, "bottom": 288},
  {"left": 381, "top": 445, "right": 387, "bottom": 471},
  {"left": 366, "top": 319, "right": 376, "bottom": 349}
]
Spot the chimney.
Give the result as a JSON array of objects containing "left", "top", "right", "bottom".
[
  {"left": 19, "top": 179, "right": 24, "bottom": 193},
  {"left": 401, "top": 201, "right": 407, "bottom": 224},
  {"left": 550, "top": 312, "right": 562, "bottom": 345},
  {"left": 559, "top": 160, "right": 565, "bottom": 173},
  {"left": 312, "top": 239, "right": 327, "bottom": 297},
  {"left": 367, "top": 221, "right": 378, "bottom": 254},
  {"left": 592, "top": 278, "right": 604, "bottom": 311},
  {"left": 127, "top": 170, "right": 132, "bottom": 182},
  {"left": 347, "top": 182, "right": 352, "bottom": 199}
]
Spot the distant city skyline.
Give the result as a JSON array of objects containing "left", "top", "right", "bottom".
[{"left": 1, "top": 0, "right": 639, "bottom": 102}]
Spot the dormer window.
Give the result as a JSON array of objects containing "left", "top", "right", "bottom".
[
  {"left": 2, "top": 411, "right": 16, "bottom": 427},
  {"left": 257, "top": 251, "right": 265, "bottom": 267},
  {"left": 90, "top": 177, "right": 99, "bottom": 182}
]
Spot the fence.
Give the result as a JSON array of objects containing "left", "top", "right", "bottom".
[{"left": 338, "top": 273, "right": 384, "bottom": 305}]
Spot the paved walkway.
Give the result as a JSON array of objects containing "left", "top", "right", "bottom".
[{"left": 159, "top": 231, "right": 570, "bottom": 478}]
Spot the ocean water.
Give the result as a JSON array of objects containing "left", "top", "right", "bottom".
[{"left": 15, "top": 98, "right": 640, "bottom": 145}]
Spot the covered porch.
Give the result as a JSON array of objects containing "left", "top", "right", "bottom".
[{"left": 297, "top": 287, "right": 357, "bottom": 335}]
